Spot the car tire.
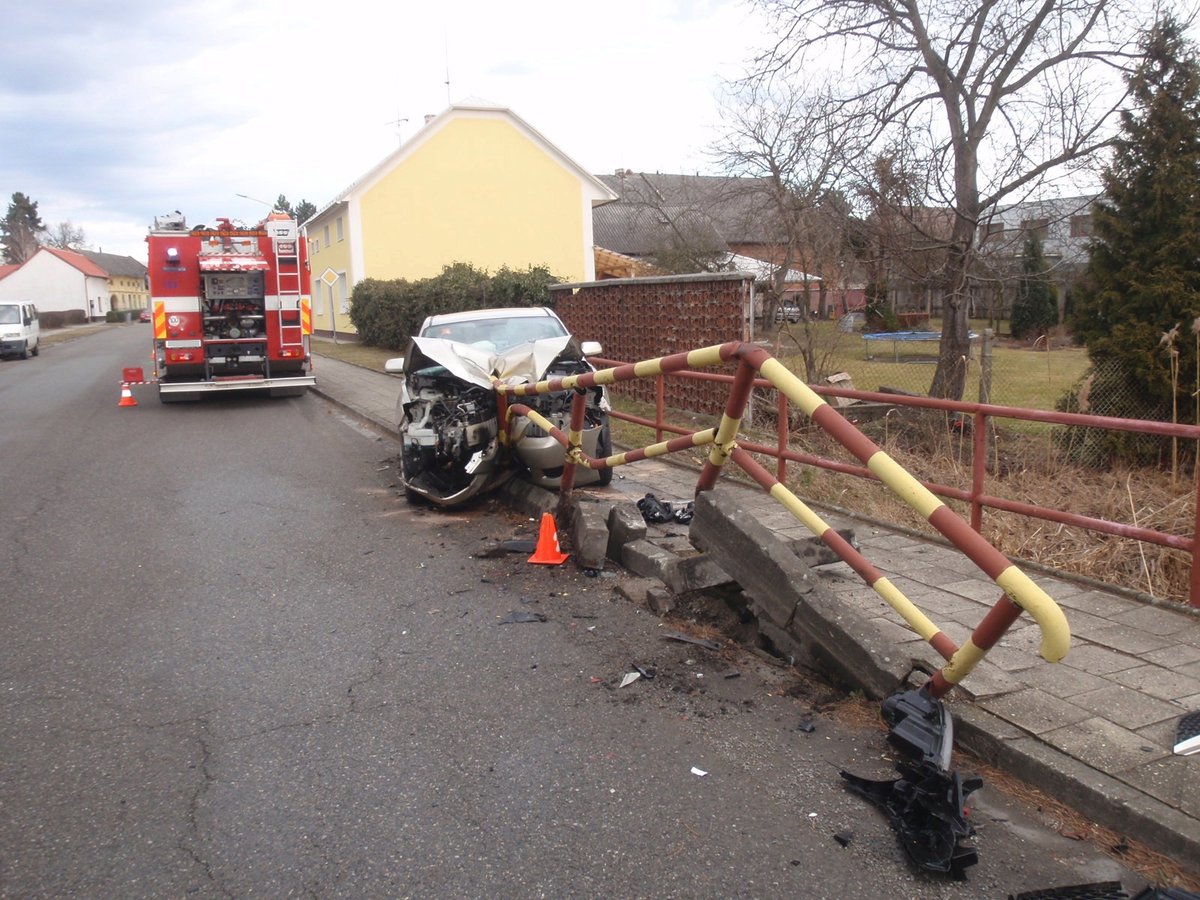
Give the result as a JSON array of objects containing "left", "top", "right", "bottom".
[
  {"left": 30, "top": 340, "right": 38, "bottom": 357},
  {"left": 18, "top": 342, "right": 29, "bottom": 360},
  {"left": 596, "top": 423, "right": 613, "bottom": 486}
]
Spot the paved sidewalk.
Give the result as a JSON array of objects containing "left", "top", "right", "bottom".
[{"left": 309, "top": 348, "right": 1200, "bottom": 870}]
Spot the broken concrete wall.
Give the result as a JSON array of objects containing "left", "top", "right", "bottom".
[{"left": 689, "top": 488, "right": 910, "bottom": 699}]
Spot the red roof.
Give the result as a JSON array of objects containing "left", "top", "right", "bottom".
[
  {"left": 0, "top": 264, "right": 18, "bottom": 281},
  {"left": 42, "top": 247, "right": 110, "bottom": 278}
]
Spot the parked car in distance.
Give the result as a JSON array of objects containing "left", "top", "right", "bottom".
[
  {"left": 384, "top": 306, "right": 612, "bottom": 506},
  {"left": 774, "top": 303, "right": 803, "bottom": 324},
  {"left": 139, "top": 308, "right": 151, "bottom": 323},
  {"left": 0, "top": 301, "right": 40, "bottom": 359}
]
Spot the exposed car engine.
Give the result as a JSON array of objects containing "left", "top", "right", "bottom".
[{"left": 393, "top": 326, "right": 611, "bottom": 507}]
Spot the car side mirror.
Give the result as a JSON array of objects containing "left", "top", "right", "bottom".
[
  {"left": 384, "top": 357, "right": 405, "bottom": 373},
  {"left": 580, "top": 340, "right": 602, "bottom": 357}
]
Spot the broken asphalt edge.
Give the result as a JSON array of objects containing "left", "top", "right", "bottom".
[{"left": 308, "top": 380, "right": 1199, "bottom": 873}]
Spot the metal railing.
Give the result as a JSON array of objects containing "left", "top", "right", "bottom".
[
  {"left": 499, "top": 341, "right": 1073, "bottom": 698},
  {"left": 591, "top": 354, "right": 1200, "bottom": 609}
]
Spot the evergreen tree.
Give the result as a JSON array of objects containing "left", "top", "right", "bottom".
[
  {"left": 1010, "top": 232, "right": 1057, "bottom": 340},
  {"left": 1069, "top": 16, "right": 1200, "bottom": 423},
  {"left": 1, "top": 192, "right": 45, "bottom": 264}
]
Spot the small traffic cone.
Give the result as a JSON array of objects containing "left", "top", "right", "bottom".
[
  {"left": 118, "top": 382, "right": 138, "bottom": 408},
  {"left": 528, "top": 512, "right": 569, "bottom": 565}
]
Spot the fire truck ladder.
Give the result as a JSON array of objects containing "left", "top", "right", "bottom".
[{"left": 274, "top": 243, "right": 304, "bottom": 352}]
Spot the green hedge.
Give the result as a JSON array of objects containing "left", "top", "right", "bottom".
[{"left": 349, "top": 262, "right": 561, "bottom": 349}]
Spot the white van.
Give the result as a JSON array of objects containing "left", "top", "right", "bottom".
[{"left": 0, "top": 301, "right": 40, "bottom": 359}]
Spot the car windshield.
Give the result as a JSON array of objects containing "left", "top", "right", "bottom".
[
  {"left": 0, "top": 306, "right": 20, "bottom": 325},
  {"left": 424, "top": 315, "right": 568, "bottom": 353}
]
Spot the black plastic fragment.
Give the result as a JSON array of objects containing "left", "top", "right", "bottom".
[
  {"left": 672, "top": 500, "right": 695, "bottom": 524},
  {"left": 833, "top": 830, "right": 853, "bottom": 848},
  {"left": 636, "top": 493, "right": 674, "bottom": 524},
  {"left": 498, "top": 610, "right": 547, "bottom": 624},
  {"left": 841, "top": 759, "right": 980, "bottom": 879},
  {"left": 1009, "top": 882, "right": 1129, "bottom": 900},
  {"left": 661, "top": 630, "right": 723, "bottom": 651},
  {"left": 882, "top": 687, "right": 954, "bottom": 770}
]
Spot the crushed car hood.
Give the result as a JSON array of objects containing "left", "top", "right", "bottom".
[{"left": 406, "top": 335, "right": 575, "bottom": 388}]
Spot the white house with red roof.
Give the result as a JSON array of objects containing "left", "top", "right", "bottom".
[{"left": 0, "top": 247, "right": 114, "bottom": 320}]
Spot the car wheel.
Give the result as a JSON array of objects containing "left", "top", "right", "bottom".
[
  {"left": 18, "top": 342, "right": 29, "bottom": 360},
  {"left": 30, "top": 340, "right": 39, "bottom": 357},
  {"left": 596, "top": 423, "right": 613, "bottom": 486}
]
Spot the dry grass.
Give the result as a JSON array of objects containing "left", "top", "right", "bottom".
[{"left": 781, "top": 420, "right": 1195, "bottom": 604}]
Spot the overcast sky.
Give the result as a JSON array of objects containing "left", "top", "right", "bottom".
[{"left": 1, "top": 0, "right": 768, "bottom": 262}]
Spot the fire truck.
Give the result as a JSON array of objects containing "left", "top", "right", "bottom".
[{"left": 143, "top": 211, "right": 315, "bottom": 401}]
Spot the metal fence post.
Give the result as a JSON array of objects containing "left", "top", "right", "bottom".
[{"left": 979, "top": 328, "right": 993, "bottom": 406}]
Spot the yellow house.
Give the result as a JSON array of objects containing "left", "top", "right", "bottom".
[{"left": 304, "top": 100, "right": 617, "bottom": 338}]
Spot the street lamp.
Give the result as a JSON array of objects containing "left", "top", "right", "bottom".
[{"left": 235, "top": 193, "right": 275, "bottom": 209}]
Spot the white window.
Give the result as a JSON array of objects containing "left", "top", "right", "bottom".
[
  {"left": 336, "top": 217, "right": 344, "bottom": 242},
  {"left": 323, "top": 224, "right": 331, "bottom": 246}
]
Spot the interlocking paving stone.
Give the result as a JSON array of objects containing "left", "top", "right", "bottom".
[
  {"left": 1052, "top": 589, "right": 1141, "bottom": 618},
  {"left": 1122, "top": 754, "right": 1200, "bottom": 818},
  {"left": 1015, "top": 661, "right": 1110, "bottom": 698},
  {"left": 1071, "top": 683, "right": 1187, "bottom": 730},
  {"left": 1110, "top": 603, "right": 1200, "bottom": 637},
  {"left": 1109, "top": 664, "right": 1200, "bottom": 702},
  {"left": 1060, "top": 642, "right": 1146, "bottom": 675},
  {"left": 1082, "top": 624, "right": 1175, "bottom": 655},
  {"left": 1042, "top": 716, "right": 1169, "bottom": 772},
  {"left": 1143, "top": 642, "right": 1200, "bottom": 668},
  {"left": 982, "top": 689, "right": 1093, "bottom": 734},
  {"left": 937, "top": 578, "right": 1009, "bottom": 603}
]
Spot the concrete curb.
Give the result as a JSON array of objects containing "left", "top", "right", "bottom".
[{"left": 953, "top": 703, "right": 1200, "bottom": 866}]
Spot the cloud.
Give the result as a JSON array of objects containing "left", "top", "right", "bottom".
[{"left": 2, "top": 0, "right": 768, "bottom": 260}]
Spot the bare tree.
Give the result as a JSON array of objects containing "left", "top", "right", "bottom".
[
  {"left": 746, "top": 0, "right": 1147, "bottom": 399},
  {"left": 42, "top": 221, "right": 89, "bottom": 251},
  {"left": 713, "top": 81, "right": 867, "bottom": 379}
]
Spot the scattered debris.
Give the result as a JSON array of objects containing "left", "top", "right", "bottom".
[
  {"left": 690, "top": 766, "right": 708, "bottom": 777},
  {"left": 476, "top": 539, "right": 538, "bottom": 558},
  {"left": 633, "top": 664, "right": 657, "bottom": 680},
  {"left": 833, "top": 831, "right": 853, "bottom": 848},
  {"left": 498, "top": 610, "right": 547, "bottom": 625},
  {"left": 619, "top": 672, "right": 642, "bottom": 688},
  {"left": 661, "top": 630, "right": 723, "bottom": 652},
  {"left": 723, "top": 670, "right": 741, "bottom": 680},
  {"left": 797, "top": 718, "right": 816, "bottom": 734},
  {"left": 635, "top": 493, "right": 696, "bottom": 525},
  {"left": 636, "top": 493, "right": 674, "bottom": 524},
  {"left": 841, "top": 760, "right": 980, "bottom": 879},
  {"left": 841, "top": 687, "right": 980, "bottom": 879}
]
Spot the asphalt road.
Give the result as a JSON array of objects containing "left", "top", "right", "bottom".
[{"left": 0, "top": 327, "right": 1147, "bottom": 898}]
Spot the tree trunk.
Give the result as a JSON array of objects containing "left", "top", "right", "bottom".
[{"left": 930, "top": 241, "right": 974, "bottom": 400}]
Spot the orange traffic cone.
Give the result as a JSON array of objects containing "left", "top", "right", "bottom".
[
  {"left": 528, "top": 512, "right": 569, "bottom": 565},
  {"left": 118, "top": 382, "right": 137, "bottom": 408}
]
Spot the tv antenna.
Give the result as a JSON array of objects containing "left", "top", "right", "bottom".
[{"left": 385, "top": 112, "right": 409, "bottom": 146}]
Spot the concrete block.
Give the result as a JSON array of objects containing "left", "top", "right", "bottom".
[
  {"left": 497, "top": 477, "right": 557, "bottom": 519},
  {"left": 663, "top": 553, "right": 732, "bottom": 595},
  {"left": 615, "top": 576, "right": 668, "bottom": 608},
  {"left": 690, "top": 488, "right": 910, "bottom": 699},
  {"left": 789, "top": 529, "right": 857, "bottom": 568},
  {"left": 562, "top": 496, "right": 612, "bottom": 570},
  {"left": 621, "top": 539, "right": 679, "bottom": 583},
  {"left": 606, "top": 504, "right": 647, "bottom": 562}
]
